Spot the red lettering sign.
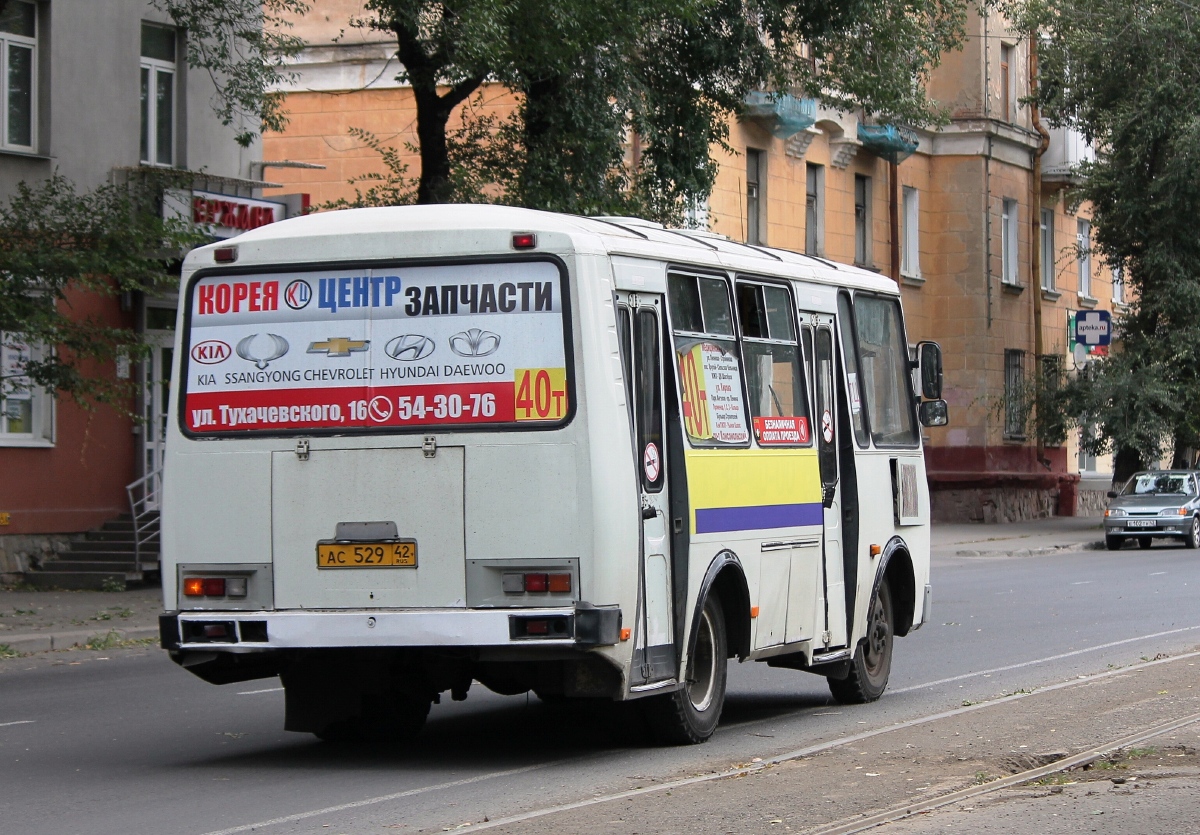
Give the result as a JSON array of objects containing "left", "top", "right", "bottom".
[{"left": 197, "top": 281, "right": 281, "bottom": 315}]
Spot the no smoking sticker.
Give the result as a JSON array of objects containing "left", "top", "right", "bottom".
[
  {"left": 643, "top": 442, "right": 661, "bottom": 483},
  {"left": 821, "top": 409, "right": 834, "bottom": 444}
]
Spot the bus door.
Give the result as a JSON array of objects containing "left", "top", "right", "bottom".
[
  {"left": 800, "top": 313, "right": 849, "bottom": 651},
  {"left": 617, "top": 293, "right": 675, "bottom": 685}
]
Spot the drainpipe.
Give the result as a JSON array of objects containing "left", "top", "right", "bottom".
[
  {"left": 1030, "top": 31, "right": 1051, "bottom": 467},
  {"left": 889, "top": 160, "right": 900, "bottom": 282}
]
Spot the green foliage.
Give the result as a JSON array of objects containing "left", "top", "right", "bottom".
[
  {"left": 343, "top": 0, "right": 969, "bottom": 220},
  {"left": 154, "top": 0, "right": 310, "bottom": 147},
  {"left": 0, "top": 173, "right": 206, "bottom": 411},
  {"left": 1004, "top": 0, "right": 1200, "bottom": 465}
]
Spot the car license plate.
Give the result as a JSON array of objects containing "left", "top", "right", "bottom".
[
  {"left": 316, "top": 540, "right": 417, "bottom": 568},
  {"left": 1126, "top": 520, "right": 1156, "bottom": 528}
]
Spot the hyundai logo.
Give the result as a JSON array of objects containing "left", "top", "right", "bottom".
[
  {"left": 385, "top": 334, "right": 436, "bottom": 361},
  {"left": 449, "top": 329, "right": 500, "bottom": 358}
]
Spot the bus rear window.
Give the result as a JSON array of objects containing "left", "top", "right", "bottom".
[{"left": 180, "top": 259, "right": 570, "bottom": 435}]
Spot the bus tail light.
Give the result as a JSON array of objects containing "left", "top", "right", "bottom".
[
  {"left": 501, "top": 572, "right": 573, "bottom": 594},
  {"left": 183, "top": 577, "right": 206, "bottom": 597},
  {"left": 524, "top": 573, "right": 549, "bottom": 593},
  {"left": 182, "top": 576, "right": 247, "bottom": 597},
  {"left": 547, "top": 573, "right": 571, "bottom": 593},
  {"left": 511, "top": 232, "right": 537, "bottom": 249}
]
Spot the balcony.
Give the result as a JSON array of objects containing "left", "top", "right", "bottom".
[{"left": 1042, "top": 126, "right": 1094, "bottom": 186}]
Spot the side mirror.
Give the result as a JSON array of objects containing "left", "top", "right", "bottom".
[
  {"left": 918, "top": 399, "right": 949, "bottom": 427},
  {"left": 917, "top": 341, "right": 944, "bottom": 400},
  {"left": 1106, "top": 491, "right": 1118, "bottom": 499}
]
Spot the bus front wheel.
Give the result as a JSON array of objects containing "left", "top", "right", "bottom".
[
  {"left": 644, "top": 596, "right": 728, "bottom": 745},
  {"left": 829, "top": 581, "right": 893, "bottom": 705}
]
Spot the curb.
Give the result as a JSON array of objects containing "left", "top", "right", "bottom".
[
  {"left": 954, "top": 541, "right": 1105, "bottom": 557},
  {"left": 0, "top": 625, "right": 159, "bottom": 654}
]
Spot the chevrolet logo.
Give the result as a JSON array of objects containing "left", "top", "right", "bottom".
[{"left": 307, "top": 337, "right": 370, "bottom": 357}]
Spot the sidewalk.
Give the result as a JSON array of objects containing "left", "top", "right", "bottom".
[
  {"left": 0, "top": 585, "right": 162, "bottom": 654},
  {"left": 932, "top": 516, "right": 1105, "bottom": 559}
]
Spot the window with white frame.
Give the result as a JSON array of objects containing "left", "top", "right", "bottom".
[
  {"left": 1001, "top": 198, "right": 1019, "bottom": 285},
  {"left": 1112, "top": 264, "right": 1124, "bottom": 304},
  {"left": 1077, "top": 219, "right": 1092, "bottom": 298},
  {"left": 1040, "top": 208, "right": 1055, "bottom": 291},
  {"left": 0, "top": 0, "right": 36, "bottom": 153},
  {"left": 901, "top": 186, "right": 920, "bottom": 277},
  {"left": 0, "top": 333, "right": 52, "bottom": 445},
  {"left": 805, "top": 163, "right": 823, "bottom": 256},
  {"left": 140, "top": 23, "right": 177, "bottom": 166}
]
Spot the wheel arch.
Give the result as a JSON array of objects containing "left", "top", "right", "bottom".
[
  {"left": 692, "top": 550, "right": 751, "bottom": 661},
  {"left": 873, "top": 536, "right": 917, "bottom": 637}
]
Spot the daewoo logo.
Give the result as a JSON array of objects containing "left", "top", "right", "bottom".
[
  {"left": 449, "top": 329, "right": 501, "bottom": 358},
  {"left": 191, "top": 340, "right": 231, "bottom": 365}
]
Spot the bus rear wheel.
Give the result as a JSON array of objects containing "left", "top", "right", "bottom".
[
  {"left": 644, "top": 596, "right": 727, "bottom": 745},
  {"left": 829, "top": 581, "right": 893, "bottom": 705}
]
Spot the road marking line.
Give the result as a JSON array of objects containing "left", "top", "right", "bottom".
[
  {"left": 450, "top": 649, "right": 1200, "bottom": 834},
  {"left": 0, "top": 720, "right": 35, "bottom": 728},
  {"left": 1151, "top": 571, "right": 1167, "bottom": 576},
  {"left": 891, "top": 623, "right": 1200, "bottom": 694},
  {"left": 194, "top": 762, "right": 561, "bottom": 835},
  {"left": 236, "top": 687, "right": 283, "bottom": 695},
  {"left": 1070, "top": 580, "right": 1093, "bottom": 585}
]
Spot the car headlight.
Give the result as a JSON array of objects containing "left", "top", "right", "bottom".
[
  {"left": 1159, "top": 507, "right": 1189, "bottom": 516},
  {"left": 1105, "top": 508, "right": 1124, "bottom": 517}
]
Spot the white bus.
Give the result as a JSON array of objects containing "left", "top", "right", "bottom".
[{"left": 159, "top": 205, "right": 947, "bottom": 744}]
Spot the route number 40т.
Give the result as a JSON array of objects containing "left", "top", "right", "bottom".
[{"left": 515, "top": 368, "right": 568, "bottom": 421}]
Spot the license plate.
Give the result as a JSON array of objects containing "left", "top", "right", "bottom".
[
  {"left": 1126, "top": 520, "right": 1156, "bottom": 528},
  {"left": 317, "top": 540, "right": 417, "bottom": 568}
]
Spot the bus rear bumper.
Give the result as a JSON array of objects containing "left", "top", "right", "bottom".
[{"left": 161, "top": 604, "right": 622, "bottom": 652}]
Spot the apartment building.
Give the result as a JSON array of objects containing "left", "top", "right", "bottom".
[
  {"left": 260, "top": 5, "right": 1116, "bottom": 522},
  {"left": 0, "top": 1, "right": 305, "bottom": 579}
]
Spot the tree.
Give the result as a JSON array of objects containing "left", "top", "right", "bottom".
[
  {"left": 345, "top": 0, "right": 968, "bottom": 221},
  {"left": 154, "top": 0, "right": 310, "bottom": 147},
  {"left": 0, "top": 175, "right": 204, "bottom": 411},
  {"left": 1005, "top": 0, "right": 1200, "bottom": 478}
]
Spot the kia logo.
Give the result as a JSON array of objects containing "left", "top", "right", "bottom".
[
  {"left": 449, "top": 329, "right": 500, "bottom": 358},
  {"left": 236, "top": 333, "right": 290, "bottom": 369},
  {"left": 191, "top": 340, "right": 231, "bottom": 365},
  {"left": 385, "top": 334, "right": 436, "bottom": 361}
]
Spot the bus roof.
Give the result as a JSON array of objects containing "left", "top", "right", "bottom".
[{"left": 185, "top": 204, "right": 900, "bottom": 295}]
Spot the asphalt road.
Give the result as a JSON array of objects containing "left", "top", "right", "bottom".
[{"left": 2, "top": 542, "right": 1199, "bottom": 835}]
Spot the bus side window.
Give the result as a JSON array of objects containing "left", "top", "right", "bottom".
[
  {"left": 814, "top": 329, "right": 838, "bottom": 490},
  {"left": 618, "top": 305, "right": 633, "bottom": 408},
  {"left": 735, "top": 281, "right": 810, "bottom": 446},
  {"left": 802, "top": 325, "right": 816, "bottom": 418},
  {"left": 837, "top": 292, "right": 871, "bottom": 447},
  {"left": 635, "top": 308, "right": 664, "bottom": 492},
  {"left": 667, "top": 273, "right": 751, "bottom": 447}
]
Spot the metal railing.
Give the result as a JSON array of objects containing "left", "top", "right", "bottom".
[{"left": 127, "top": 468, "right": 162, "bottom": 568}]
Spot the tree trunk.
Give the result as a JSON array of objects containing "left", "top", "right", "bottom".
[
  {"left": 1112, "top": 445, "right": 1143, "bottom": 487},
  {"left": 392, "top": 24, "right": 484, "bottom": 205}
]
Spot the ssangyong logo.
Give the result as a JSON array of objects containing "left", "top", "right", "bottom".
[
  {"left": 284, "top": 279, "right": 312, "bottom": 310},
  {"left": 236, "top": 333, "right": 290, "bottom": 369},
  {"left": 191, "top": 340, "right": 231, "bottom": 365},
  {"left": 385, "top": 334, "right": 435, "bottom": 361}
]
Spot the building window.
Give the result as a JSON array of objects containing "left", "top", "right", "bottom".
[
  {"left": 1040, "top": 208, "right": 1055, "bottom": 291},
  {"left": 901, "top": 186, "right": 920, "bottom": 277},
  {"left": 745, "top": 148, "right": 764, "bottom": 245},
  {"left": 141, "top": 23, "right": 177, "bottom": 167},
  {"left": 0, "top": 0, "right": 36, "bottom": 153},
  {"left": 854, "top": 174, "right": 871, "bottom": 266},
  {"left": 1000, "top": 44, "right": 1015, "bottom": 122},
  {"left": 1112, "top": 264, "right": 1124, "bottom": 304},
  {"left": 1004, "top": 348, "right": 1025, "bottom": 439},
  {"left": 805, "top": 163, "right": 823, "bottom": 255},
  {"left": 1077, "top": 219, "right": 1092, "bottom": 297},
  {"left": 0, "top": 333, "right": 52, "bottom": 446},
  {"left": 1001, "top": 198, "right": 1019, "bottom": 285}
]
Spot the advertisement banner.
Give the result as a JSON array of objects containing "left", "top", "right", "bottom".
[{"left": 182, "top": 260, "right": 569, "bottom": 434}]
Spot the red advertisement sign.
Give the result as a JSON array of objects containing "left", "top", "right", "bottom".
[{"left": 752, "top": 415, "right": 810, "bottom": 446}]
